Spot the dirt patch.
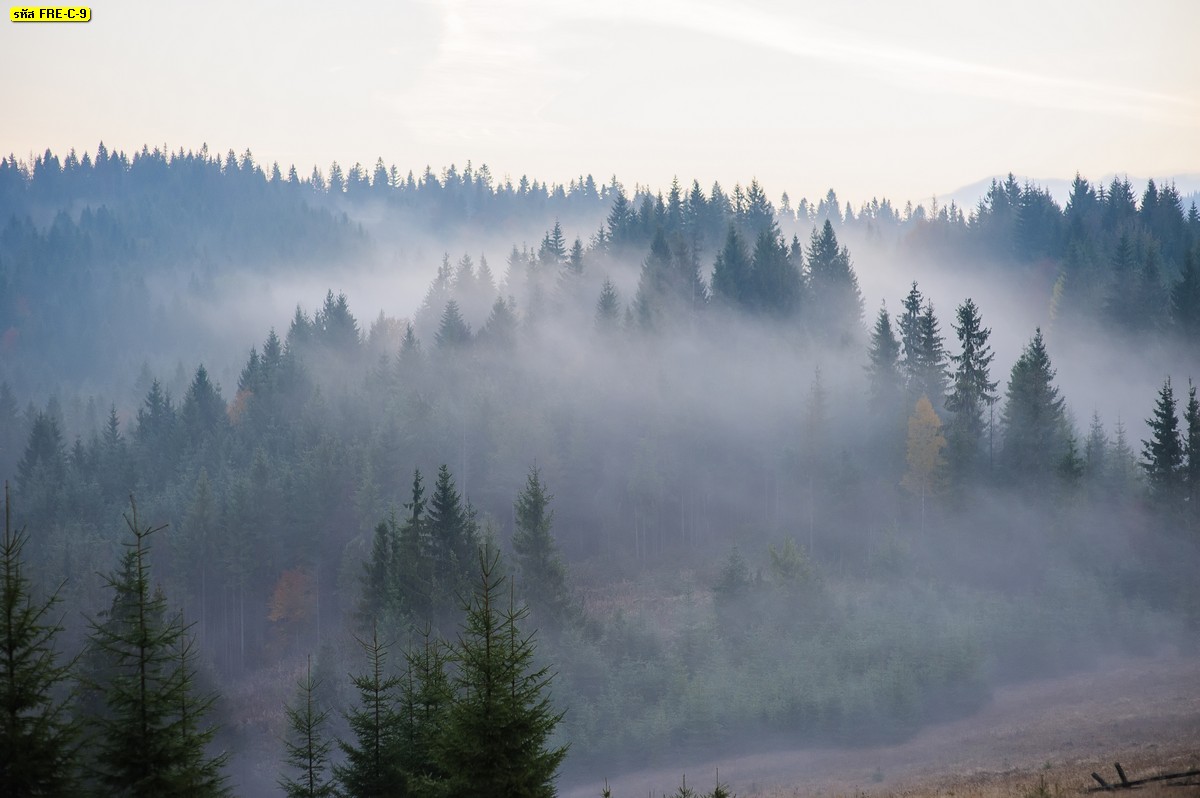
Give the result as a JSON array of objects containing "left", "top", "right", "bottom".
[{"left": 563, "top": 655, "right": 1200, "bottom": 798}]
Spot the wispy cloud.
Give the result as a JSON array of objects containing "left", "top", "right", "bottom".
[{"left": 579, "top": 0, "right": 1199, "bottom": 125}]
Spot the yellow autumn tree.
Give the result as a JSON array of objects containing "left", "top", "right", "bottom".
[
  {"left": 268, "top": 567, "right": 317, "bottom": 652},
  {"left": 901, "top": 395, "right": 946, "bottom": 533}
]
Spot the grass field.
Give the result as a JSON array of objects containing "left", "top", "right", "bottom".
[{"left": 567, "top": 654, "right": 1200, "bottom": 798}]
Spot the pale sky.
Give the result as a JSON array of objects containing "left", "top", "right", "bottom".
[{"left": 4, "top": 0, "right": 1198, "bottom": 205}]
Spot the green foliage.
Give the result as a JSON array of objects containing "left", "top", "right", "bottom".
[
  {"left": 1000, "top": 329, "right": 1069, "bottom": 483},
  {"left": 512, "top": 467, "right": 572, "bottom": 624},
  {"left": 805, "top": 220, "right": 863, "bottom": 343},
  {"left": 945, "top": 299, "right": 998, "bottom": 478},
  {"left": 279, "top": 656, "right": 335, "bottom": 798},
  {"left": 1141, "top": 377, "right": 1184, "bottom": 502},
  {"left": 439, "top": 550, "right": 567, "bottom": 798},
  {"left": 335, "top": 626, "right": 407, "bottom": 798},
  {"left": 0, "top": 485, "right": 80, "bottom": 796},
  {"left": 84, "top": 497, "right": 229, "bottom": 797}
]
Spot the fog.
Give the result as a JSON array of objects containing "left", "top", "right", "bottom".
[{"left": 1, "top": 152, "right": 1198, "bottom": 797}]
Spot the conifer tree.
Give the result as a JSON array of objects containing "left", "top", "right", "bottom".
[
  {"left": 1171, "top": 248, "right": 1200, "bottom": 340},
  {"left": 396, "top": 629, "right": 452, "bottom": 793},
  {"left": 805, "top": 220, "right": 863, "bottom": 344},
  {"left": 710, "top": 226, "right": 750, "bottom": 308},
  {"left": 1183, "top": 380, "right": 1200, "bottom": 513},
  {"left": 512, "top": 467, "right": 572, "bottom": 624},
  {"left": 279, "top": 656, "right": 335, "bottom": 798},
  {"left": 1141, "top": 377, "right": 1184, "bottom": 502},
  {"left": 595, "top": 278, "right": 621, "bottom": 332},
  {"left": 1, "top": 484, "right": 80, "bottom": 796},
  {"left": 1000, "top": 329, "right": 1069, "bottom": 482},
  {"left": 439, "top": 551, "right": 567, "bottom": 798},
  {"left": 435, "top": 300, "right": 472, "bottom": 349},
  {"left": 85, "top": 497, "right": 229, "bottom": 797},
  {"left": 749, "top": 229, "right": 800, "bottom": 318},
  {"left": 335, "top": 626, "right": 405, "bottom": 798},
  {"left": 427, "top": 465, "right": 478, "bottom": 601},
  {"left": 945, "top": 299, "right": 998, "bottom": 477},
  {"left": 865, "top": 301, "right": 902, "bottom": 416}
]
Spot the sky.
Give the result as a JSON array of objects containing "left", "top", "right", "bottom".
[{"left": 4, "top": 0, "right": 1199, "bottom": 206}]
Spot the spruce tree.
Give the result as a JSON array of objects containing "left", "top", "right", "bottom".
[
  {"left": 512, "top": 467, "right": 572, "bottom": 624},
  {"left": 866, "top": 302, "right": 902, "bottom": 417},
  {"left": 594, "top": 278, "right": 621, "bottom": 333},
  {"left": 805, "top": 219, "right": 863, "bottom": 344},
  {"left": 435, "top": 300, "right": 472, "bottom": 350},
  {"left": 439, "top": 551, "right": 567, "bottom": 798},
  {"left": 279, "top": 656, "right": 335, "bottom": 798},
  {"left": 1000, "top": 329, "right": 1069, "bottom": 483},
  {"left": 427, "top": 465, "right": 478, "bottom": 602},
  {"left": 1171, "top": 248, "right": 1200, "bottom": 340},
  {"left": 1183, "top": 380, "right": 1200, "bottom": 515},
  {"left": 396, "top": 629, "right": 452, "bottom": 793},
  {"left": 1141, "top": 377, "right": 1184, "bottom": 502},
  {"left": 85, "top": 497, "right": 229, "bottom": 797},
  {"left": 945, "top": 299, "right": 998, "bottom": 477},
  {"left": 1, "top": 484, "right": 80, "bottom": 797},
  {"left": 335, "top": 626, "right": 406, "bottom": 798},
  {"left": 710, "top": 226, "right": 750, "bottom": 308}
]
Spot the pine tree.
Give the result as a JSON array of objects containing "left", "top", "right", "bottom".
[
  {"left": 1183, "top": 380, "right": 1200, "bottom": 513},
  {"left": 897, "top": 282, "right": 924, "bottom": 403},
  {"left": 595, "top": 278, "right": 621, "bottom": 332},
  {"left": 749, "top": 229, "right": 800, "bottom": 318},
  {"left": 865, "top": 301, "right": 903, "bottom": 416},
  {"left": 439, "top": 551, "right": 567, "bottom": 798},
  {"left": 279, "top": 656, "right": 335, "bottom": 798},
  {"left": 913, "top": 302, "right": 949, "bottom": 410},
  {"left": 1, "top": 484, "right": 80, "bottom": 796},
  {"left": 710, "top": 226, "right": 750, "bottom": 308},
  {"left": 427, "top": 465, "right": 478, "bottom": 602},
  {"left": 512, "top": 467, "right": 572, "bottom": 624},
  {"left": 435, "top": 300, "right": 472, "bottom": 349},
  {"left": 1171, "top": 248, "right": 1200, "bottom": 340},
  {"left": 805, "top": 219, "right": 863, "bottom": 344},
  {"left": 396, "top": 629, "right": 452, "bottom": 793},
  {"left": 85, "top": 497, "right": 229, "bottom": 797},
  {"left": 945, "top": 299, "right": 998, "bottom": 477},
  {"left": 335, "top": 626, "right": 406, "bottom": 798},
  {"left": 1141, "top": 377, "right": 1184, "bottom": 502},
  {"left": 1000, "top": 329, "right": 1070, "bottom": 483}
]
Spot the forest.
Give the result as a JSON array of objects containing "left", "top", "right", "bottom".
[{"left": 2, "top": 145, "right": 1199, "bottom": 796}]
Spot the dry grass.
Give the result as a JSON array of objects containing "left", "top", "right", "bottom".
[{"left": 564, "top": 655, "right": 1200, "bottom": 798}]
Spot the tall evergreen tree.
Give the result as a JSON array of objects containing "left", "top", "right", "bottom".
[
  {"left": 1, "top": 484, "right": 80, "bottom": 797},
  {"left": 335, "top": 627, "right": 405, "bottom": 798},
  {"left": 279, "top": 656, "right": 335, "bottom": 798},
  {"left": 396, "top": 630, "right": 452, "bottom": 793},
  {"left": 435, "top": 300, "right": 472, "bottom": 350},
  {"left": 85, "top": 498, "right": 229, "bottom": 797},
  {"left": 865, "top": 302, "right": 902, "bottom": 417},
  {"left": 512, "top": 467, "right": 572, "bottom": 624},
  {"left": 710, "top": 226, "right": 750, "bottom": 307},
  {"left": 1000, "top": 329, "right": 1070, "bottom": 482},
  {"left": 1171, "top": 248, "right": 1200, "bottom": 340},
  {"left": 805, "top": 220, "right": 863, "bottom": 344},
  {"left": 439, "top": 551, "right": 567, "bottom": 798},
  {"left": 945, "top": 299, "right": 998, "bottom": 476},
  {"left": 749, "top": 229, "right": 800, "bottom": 318},
  {"left": 910, "top": 302, "right": 949, "bottom": 410},
  {"left": 594, "top": 278, "right": 621, "bottom": 333},
  {"left": 1141, "top": 377, "right": 1184, "bottom": 502},
  {"left": 427, "top": 465, "right": 478, "bottom": 601},
  {"left": 1183, "top": 380, "right": 1200, "bottom": 514}
]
